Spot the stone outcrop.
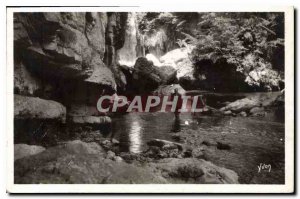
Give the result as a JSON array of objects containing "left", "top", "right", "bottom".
[
  {"left": 14, "top": 94, "right": 66, "bottom": 122},
  {"left": 14, "top": 140, "right": 239, "bottom": 184},
  {"left": 14, "top": 140, "right": 167, "bottom": 184}
]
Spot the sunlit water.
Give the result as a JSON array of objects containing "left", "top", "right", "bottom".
[{"left": 110, "top": 110, "right": 284, "bottom": 154}]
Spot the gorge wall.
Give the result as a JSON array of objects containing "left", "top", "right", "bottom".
[
  {"left": 14, "top": 12, "right": 129, "bottom": 145},
  {"left": 13, "top": 12, "right": 285, "bottom": 145}
]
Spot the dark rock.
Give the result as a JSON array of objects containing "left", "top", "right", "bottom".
[
  {"left": 147, "top": 139, "right": 183, "bottom": 151},
  {"left": 171, "top": 134, "right": 182, "bottom": 142},
  {"left": 201, "top": 140, "right": 217, "bottom": 146},
  {"left": 132, "top": 57, "right": 163, "bottom": 92},
  {"left": 70, "top": 116, "right": 112, "bottom": 125},
  {"left": 217, "top": 142, "right": 231, "bottom": 150}
]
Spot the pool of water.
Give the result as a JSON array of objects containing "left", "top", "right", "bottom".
[{"left": 109, "top": 109, "right": 284, "bottom": 154}]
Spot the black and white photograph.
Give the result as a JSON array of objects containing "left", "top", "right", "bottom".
[{"left": 5, "top": 5, "right": 294, "bottom": 194}]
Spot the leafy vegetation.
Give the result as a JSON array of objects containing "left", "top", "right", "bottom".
[{"left": 137, "top": 12, "right": 285, "bottom": 92}]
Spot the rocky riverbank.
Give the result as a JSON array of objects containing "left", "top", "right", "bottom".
[{"left": 15, "top": 139, "right": 238, "bottom": 184}]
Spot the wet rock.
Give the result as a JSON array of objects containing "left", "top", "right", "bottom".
[
  {"left": 14, "top": 144, "right": 45, "bottom": 161},
  {"left": 14, "top": 94, "right": 66, "bottom": 122},
  {"left": 68, "top": 104, "right": 104, "bottom": 117},
  {"left": 191, "top": 148, "right": 205, "bottom": 158},
  {"left": 111, "top": 138, "right": 120, "bottom": 145},
  {"left": 114, "top": 156, "right": 123, "bottom": 163},
  {"left": 171, "top": 134, "right": 183, "bottom": 142},
  {"left": 183, "top": 148, "right": 193, "bottom": 158},
  {"left": 201, "top": 140, "right": 217, "bottom": 147},
  {"left": 100, "top": 140, "right": 113, "bottom": 150},
  {"left": 151, "top": 158, "right": 239, "bottom": 184},
  {"left": 217, "top": 142, "right": 231, "bottom": 150},
  {"left": 147, "top": 139, "right": 183, "bottom": 151},
  {"left": 219, "top": 92, "right": 282, "bottom": 114},
  {"left": 70, "top": 116, "right": 112, "bottom": 125},
  {"left": 106, "top": 150, "right": 116, "bottom": 160},
  {"left": 119, "top": 152, "right": 142, "bottom": 163},
  {"left": 14, "top": 140, "right": 167, "bottom": 184},
  {"left": 153, "top": 84, "right": 185, "bottom": 96},
  {"left": 223, "top": 110, "right": 232, "bottom": 116},
  {"left": 249, "top": 107, "right": 265, "bottom": 115},
  {"left": 239, "top": 111, "right": 247, "bottom": 117}
]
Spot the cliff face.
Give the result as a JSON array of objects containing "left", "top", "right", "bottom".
[
  {"left": 14, "top": 12, "right": 125, "bottom": 96},
  {"left": 14, "top": 12, "right": 128, "bottom": 145}
]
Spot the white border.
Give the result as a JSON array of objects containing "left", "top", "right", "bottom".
[{"left": 6, "top": 6, "right": 294, "bottom": 193}]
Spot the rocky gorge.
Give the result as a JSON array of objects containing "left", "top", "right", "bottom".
[{"left": 13, "top": 12, "right": 285, "bottom": 184}]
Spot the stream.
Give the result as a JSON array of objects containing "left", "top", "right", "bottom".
[{"left": 108, "top": 103, "right": 285, "bottom": 184}]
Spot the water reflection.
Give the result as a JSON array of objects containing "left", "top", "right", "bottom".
[
  {"left": 128, "top": 120, "right": 142, "bottom": 153},
  {"left": 171, "top": 116, "right": 181, "bottom": 132}
]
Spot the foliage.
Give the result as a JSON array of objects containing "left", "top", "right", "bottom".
[
  {"left": 137, "top": 12, "right": 285, "bottom": 91},
  {"left": 186, "top": 13, "right": 284, "bottom": 91}
]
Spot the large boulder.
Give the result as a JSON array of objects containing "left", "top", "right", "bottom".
[
  {"left": 150, "top": 158, "right": 239, "bottom": 184},
  {"left": 14, "top": 140, "right": 167, "bottom": 184},
  {"left": 14, "top": 94, "right": 66, "bottom": 122},
  {"left": 220, "top": 92, "right": 283, "bottom": 114},
  {"left": 159, "top": 47, "right": 194, "bottom": 79},
  {"left": 14, "top": 144, "right": 45, "bottom": 161},
  {"left": 132, "top": 57, "right": 175, "bottom": 93},
  {"left": 145, "top": 48, "right": 196, "bottom": 90}
]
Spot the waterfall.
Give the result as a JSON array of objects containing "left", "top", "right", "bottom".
[{"left": 116, "top": 13, "right": 139, "bottom": 67}]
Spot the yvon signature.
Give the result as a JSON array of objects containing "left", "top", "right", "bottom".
[{"left": 258, "top": 163, "right": 271, "bottom": 173}]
